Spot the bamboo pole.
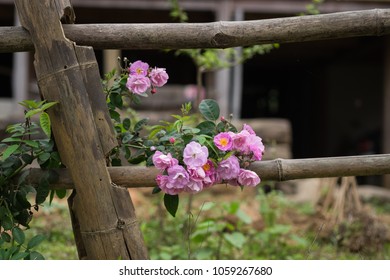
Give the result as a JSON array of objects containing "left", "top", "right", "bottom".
[
  {"left": 15, "top": 0, "right": 148, "bottom": 260},
  {"left": 2, "top": 8, "right": 390, "bottom": 52},
  {"left": 22, "top": 154, "right": 390, "bottom": 190}
]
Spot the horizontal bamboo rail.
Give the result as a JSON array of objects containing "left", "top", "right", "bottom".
[
  {"left": 1, "top": 9, "right": 390, "bottom": 52},
  {"left": 23, "top": 154, "right": 390, "bottom": 189}
]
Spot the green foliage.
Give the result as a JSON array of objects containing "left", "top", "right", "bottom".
[
  {"left": 168, "top": 0, "right": 277, "bottom": 72},
  {"left": 0, "top": 99, "right": 63, "bottom": 259},
  {"left": 168, "top": 0, "right": 278, "bottom": 110},
  {"left": 169, "top": 0, "right": 188, "bottom": 23},
  {"left": 198, "top": 99, "right": 220, "bottom": 121},
  {"left": 164, "top": 194, "right": 179, "bottom": 217},
  {"left": 141, "top": 189, "right": 390, "bottom": 260},
  {"left": 142, "top": 191, "right": 312, "bottom": 260}
]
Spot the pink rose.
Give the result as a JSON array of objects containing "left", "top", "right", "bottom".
[
  {"left": 157, "top": 165, "right": 190, "bottom": 195},
  {"left": 202, "top": 160, "right": 217, "bottom": 188},
  {"left": 166, "top": 165, "right": 190, "bottom": 192},
  {"left": 214, "top": 132, "right": 233, "bottom": 151},
  {"left": 156, "top": 174, "right": 180, "bottom": 195},
  {"left": 185, "top": 179, "right": 203, "bottom": 193},
  {"left": 187, "top": 166, "right": 206, "bottom": 182},
  {"left": 237, "top": 169, "right": 261, "bottom": 187},
  {"left": 231, "top": 129, "right": 251, "bottom": 153},
  {"left": 247, "top": 135, "right": 265, "bottom": 161},
  {"left": 126, "top": 75, "right": 151, "bottom": 95},
  {"left": 243, "top": 124, "right": 256, "bottom": 135},
  {"left": 183, "top": 141, "right": 208, "bottom": 168},
  {"left": 129, "top": 60, "right": 149, "bottom": 76},
  {"left": 150, "top": 67, "right": 169, "bottom": 87},
  {"left": 217, "top": 155, "right": 240, "bottom": 180},
  {"left": 152, "top": 151, "right": 178, "bottom": 170},
  {"left": 156, "top": 174, "right": 168, "bottom": 188}
]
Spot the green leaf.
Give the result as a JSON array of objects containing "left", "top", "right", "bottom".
[
  {"left": 18, "top": 170, "right": 30, "bottom": 187},
  {"left": 28, "top": 251, "right": 45, "bottom": 260},
  {"left": 152, "top": 186, "right": 161, "bottom": 194},
  {"left": 199, "top": 99, "right": 220, "bottom": 121},
  {"left": 197, "top": 121, "right": 216, "bottom": 136},
  {"left": 164, "top": 194, "right": 179, "bottom": 217},
  {"left": 36, "top": 179, "right": 50, "bottom": 205},
  {"left": 38, "top": 152, "right": 51, "bottom": 166},
  {"left": 27, "top": 234, "right": 45, "bottom": 250},
  {"left": 225, "top": 201, "right": 240, "bottom": 214},
  {"left": 1, "top": 216, "right": 13, "bottom": 231},
  {"left": 55, "top": 189, "right": 67, "bottom": 199},
  {"left": 223, "top": 232, "right": 246, "bottom": 249},
  {"left": 1, "top": 137, "right": 22, "bottom": 143},
  {"left": 16, "top": 191, "right": 31, "bottom": 208},
  {"left": 128, "top": 155, "right": 146, "bottom": 164},
  {"left": 109, "top": 109, "right": 121, "bottom": 122},
  {"left": 111, "top": 158, "right": 122, "bottom": 166},
  {"left": 110, "top": 93, "right": 123, "bottom": 109},
  {"left": 4, "top": 246, "right": 19, "bottom": 260},
  {"left": 216, "top": 121, "right": 226, "bottom": 132},
  {"left": 123, "top": 118, "right": 131, "bottom": 131},
  {"left": 2, "top": 144, "right": 19, "bottom": 160},
  {"left": 49, "top": 189, "right": 55, "bottom": 205},
  {"left": 12, "top": 227, "right": 25, "bottom": 245},
  {"left": 236, "top": 209, "right": 252, "bottom": 224},
  {"left": 121, "top": 132, "right": 133, "bottom": 144},
  {"left": 25, "top": 108, "right": 42, "bottom": 118},
  {"left": 40, "top": 101, "right": 58, "bottom": 111},
  {"left": 11, "top": 251, "right": 29, "bottom": 260},
  {"left": 23, "top": 140, "right": 40, "bottom": 148},
  {"left": 19, "top": 99, "right": 39, "bottom": 109},
  {"left": 200, "top": 201, "right": 216, "bottom": 212},
  {"left": 16, "top": 209, "right": 32, "bottom": 227},
  {"left": 134, "top": 118, "right": 149, "bottom": 132},
  {"left": 40, "top": 112, "right": 51, "bottom": 138},
  {"left": 1, "top": 232, "right": 11, "bottom": 243}
]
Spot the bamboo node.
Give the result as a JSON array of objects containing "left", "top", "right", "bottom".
[{"left": 276, "top": 158, "right": 284, "bottom": 181}]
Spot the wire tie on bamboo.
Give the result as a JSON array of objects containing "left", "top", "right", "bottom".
[
  {"left": 36, "top": 61, "right": 96, "bottom": 84},
  {"left": 80, "top": 218, "right": 140, "bottom": 236}
]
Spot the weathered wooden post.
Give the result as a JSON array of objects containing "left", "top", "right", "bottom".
[{"left": 14, "top": 0, "right": 148, "bottom": 259}]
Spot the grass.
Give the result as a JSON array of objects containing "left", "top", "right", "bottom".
[{"left": 25, "top": 188, "right": 390, "bottom": 260}]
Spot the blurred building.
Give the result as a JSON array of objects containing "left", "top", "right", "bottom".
[{"left": 1, "top": 0, "right": 390, "bottom": 179}]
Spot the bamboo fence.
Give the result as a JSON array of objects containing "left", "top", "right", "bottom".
[
  {"left": 22, "top": 154, "right": 390, "bottom": 190},
  {"left": 3, "top": 2, "right": 390, "bottom": 260},
  {"left": 1, "top": 8, "right": 390, "bottom": 52}
]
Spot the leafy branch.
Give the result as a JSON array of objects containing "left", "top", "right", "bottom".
[{"left": 0, "top": 100, "right": 63, "bottom": 260}]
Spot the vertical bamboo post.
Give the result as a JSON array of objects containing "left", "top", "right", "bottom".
[{"left": 15, "top": 0, "right": 148, "bottom": 259}]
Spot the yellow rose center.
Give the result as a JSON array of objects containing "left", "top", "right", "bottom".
[
  {"left": 219, "top": 138, "right": 228, "bottom": 147},
  {"left": 203, "top": 162, "right": 211, "bottom": 172}
]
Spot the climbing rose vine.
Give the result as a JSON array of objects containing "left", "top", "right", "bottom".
[{"left": 104, "top": 59, "right": 264, "bottom": 216}]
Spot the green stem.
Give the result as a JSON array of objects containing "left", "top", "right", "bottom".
[{"left": 126, "top": 144, "right": 146, "bottom": 150}]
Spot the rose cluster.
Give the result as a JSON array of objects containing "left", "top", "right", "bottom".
[
  {"left": 152, "top": 124, "right": 264, "bottom": 195},
  {"left": 125, "top": 60, "right": 169, "bottom": 95}
]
